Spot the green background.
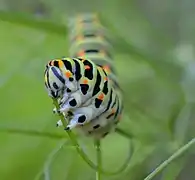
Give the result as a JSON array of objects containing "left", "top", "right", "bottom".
[{"left": 0, "top": 0, "right": 195, "bottom": 180}]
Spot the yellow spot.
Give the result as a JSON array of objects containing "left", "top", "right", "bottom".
[
  {"left": 58, "top": 60, "right": 64, "bottom": 68},
  {"left": 44, "top": 74, "right": 48, "bottom": 84}
]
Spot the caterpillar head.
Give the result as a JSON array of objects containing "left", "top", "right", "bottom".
[{"left": 44, "top": 66, "right": 65, "bottom": 98}]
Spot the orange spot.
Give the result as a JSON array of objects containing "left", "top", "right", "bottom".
[
  {"left": 84, "top": 65, "right": 90, "bottom": 70},
  {"left": 83, "top": 79, "right": 88, "bottom": 84},
  {"left": 104, "top": 77, "right": 108, "bottom": 81},
  {"left": 98, "top": 93, "right": 104, "bottom": 100},
  {"left": 103, "top": 65, "right": 111, "bottom": 73},
  {"left": 78, "top": 50, "right": 85, "bottom": 57},
  {"left": 111, "top": 109, "right": 116, "bottom": 114},
  {"left": 77, "top": 35, "right": 83, "bottom": 41},
  {"left": 65, "top": 71, "right": 71, "bottom": 78}
]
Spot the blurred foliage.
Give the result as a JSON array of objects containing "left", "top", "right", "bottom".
[{"left": 0, "top": 0, "right": 195, "bottom": 180}]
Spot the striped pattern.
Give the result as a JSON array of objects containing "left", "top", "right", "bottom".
[{"left": 44, "top": 13, "right": 123, "bottom": 139}]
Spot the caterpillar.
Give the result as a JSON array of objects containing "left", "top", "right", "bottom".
[{"left": 44, "top": 13, "right": 123, "bottom": 139}]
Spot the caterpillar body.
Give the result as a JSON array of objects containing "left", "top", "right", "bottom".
[{"left": 44, "top": 14, "right": 123, "bottom": 139}]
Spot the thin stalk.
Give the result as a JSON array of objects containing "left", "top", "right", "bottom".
[
  {"left": 115, "top": 127, "right": 133, "bottom": 139},
  {"left": 144, "top": 138, "right": 195, "bottom": 180},
  {"left": 53, "top": 98, "right": 134, "bottom": 176},
  {"left": 95, "top": 140, "right": 102, "bottom": 180},
  {"left": 0, "top": 126, "right": 65, "bottom": 139}
]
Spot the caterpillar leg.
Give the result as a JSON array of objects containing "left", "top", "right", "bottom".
[
  {"left": 53, "top": 107, "right": 60, "bottom": 114},
  {"left": 56, "top": 120, "right": 63, "bottom": 127},
  {"left": 59, "top": 90, "right": 91, "bottom": 113},
  {"left": 64, "top": 101, "right": 107, "bottom": 130},
  {"left": 65, "top": 106, "right": 94, "bottom": 130},
  {"left": 56, "top": 111, "right": 73, "bottom": 127}
]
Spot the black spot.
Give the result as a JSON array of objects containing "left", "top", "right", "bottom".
[
  {"left": 69, "top": 99, "right": 77, "bottom": 107},
  {"left": 46, "top": 70, "right": 51, "bottom": 88},
  {"left": 53, "top": 82, "right": 59, "bottom": 89},
  {"left": 84, "top": 34, "right": 95, "bottom": 38},
  {"left": 54, "top": 60, "right": 59, "bottom": 67},
  {"left": 62, "top": 59, "right": 73, "bottom": 73},
  {"left": 83, "top": 60, "right": 93, "bottom": 80},
  {"left": 67, "top": 88, "right": 71, "bottom": 93},
  {"left": 85, "top": 49, "right": 112, "bottom": 59},
  {"left": 88, "top": 131, "right": 92, "bottom": 134},
  {"left": 111, "top": 96, "right": 117, "bottom": 108},
  {"left": 102, "top": 81, "right": 108, "bottom": 95},
  {"left": 85, "top": 49, "right": 99, "bottom": 53},
  {"left": 102, "top": 68, "right": 107, "bottom": 76},
  {"left": 92, "top": 69, "right": 101, "bottom": 96},
  {"left": 64, "top": 127, "right": 70, "bottom": 130},
  {"left": 106, "top": 113, "right": 115, "bottom": 119},
  {"left": 51, "top": 90, "right": 56, "bottom": 98},
  {"left": 114, "top": 98, "right": 120, "bottom": 119},
  {"left": 69, "top": 77, "right": 74, "bottom": 81},
  {"left": 73, "top": 59, "right": 82, "bottom": 81},
  {"left": 102, "top": 132, "right": 109, "bottom": 138},
  {"left": 67, "top": 111, "right": 73, "bottom": 116},
  {"left": 95, "top": 98, "right": 102, "bottom": 108},
  {"left": 77, "top": 58, "right": 84, "bottom": 61},
  {"left": 48, "top": 61, "right": 53, "bottom": 66},
  {"left": 104, "top": 89, "right": 113, "bottom": 112},
  {"left": 78, "top": 115, "right": 86, "bottom": 123},
  {"left": 80, "top": 84, "right": 89, "bottom": 95},
  {"left": 93, "top": 124, "right": 100, "bottom": 129}
]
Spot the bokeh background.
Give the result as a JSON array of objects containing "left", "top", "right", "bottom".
[{"left": 0, "top": 0, "right": 195, "bottom": 180}]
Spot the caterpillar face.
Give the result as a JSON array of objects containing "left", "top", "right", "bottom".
[{"left": 44, "top": 66, "right": 65, "bottom": 98}]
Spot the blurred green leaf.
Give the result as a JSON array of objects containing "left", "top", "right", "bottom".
[{"left": 1, "top": 1, "right": 195, "bottom": 180}]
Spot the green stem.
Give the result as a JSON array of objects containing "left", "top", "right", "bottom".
[
  {"left": 95, "top": 140, "right": 102, "bottom": 180},
  {"left": 0, "top": 126, "right": 66, "bottom": 139},
  {"left": 144, "top": 138, "right": 195, "bottom": 180},
  {"left": 115, "top": 127, "right": 133, "bottom": 139},
  {"left": 0, "top": 10, "right": 67, "bottom": 35},
  {"left": 53, "top": 98, "right": 134, "bottom": 176}
]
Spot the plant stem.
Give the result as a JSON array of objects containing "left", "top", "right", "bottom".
[
  {"left": 53, "top": 98, "right": 134, "bottom": 176},
  {"left": 95, "top": 140, "right": 102, "bottom": 180},
  {"left": 144, "top": 138, "right": 195, "bottom": 180},
  {"left": 115, "top": 127, "right": 133, "bottom": 139},
  {"left": 0, "top": 126, "right": 66, "bottom": 139}
]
